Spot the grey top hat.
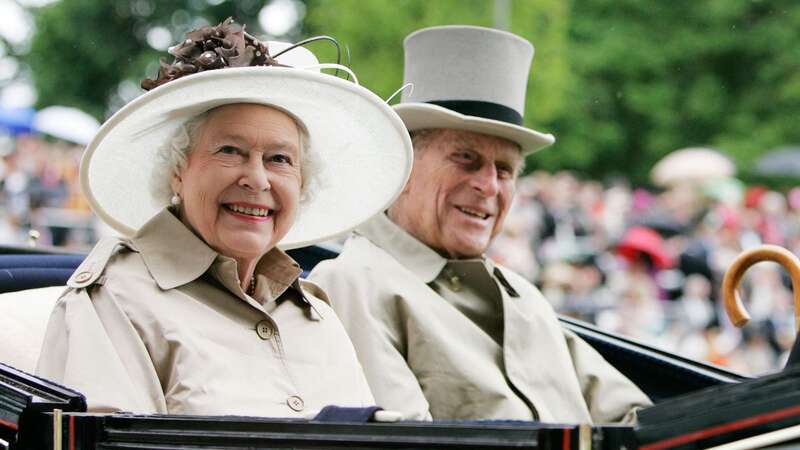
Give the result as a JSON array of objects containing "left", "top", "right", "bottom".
[{"left": 393, "top": 25, "right": 555, "bottom": 155}]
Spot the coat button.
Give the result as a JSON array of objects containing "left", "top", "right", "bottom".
[
  {"left": 448, "top": 275, "right": 462, "bottom": 292},
  {"left": 255, "top": 320, "right": 274, "bottom": 340},
  {"left": 74, "top": 271, "right": 92, "bottom": 283},
  {"left": 287, "top": 395, "right": 304, "bottom": 412}
]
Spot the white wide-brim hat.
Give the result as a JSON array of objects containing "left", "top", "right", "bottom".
[
  {"left": 394, "top": 25, "right": 554, "bottom": 155},
  {"left": 81, "top": 46, "right": 412, "bottom": 249}
]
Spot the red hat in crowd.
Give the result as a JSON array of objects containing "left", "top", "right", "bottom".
[
  {"left": 744, "top": 186, "right": 768, "bottom": 209},
  {"left": 616, "top": 226, "right": 674, "bottom": 270}
]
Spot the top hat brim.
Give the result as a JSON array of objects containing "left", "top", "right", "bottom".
[{"left": 393, "top": 103, "right": 554, "bottom": 156}]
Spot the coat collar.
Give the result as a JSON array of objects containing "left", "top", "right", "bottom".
[
  {"left": 357, "top": 212, "right": 520, "bottom": 297},
  {"left": 132, "top": 208, "right": 301, "bottom": 302},
  {"left": 356, "top": 212, "right": 447, "bottom": 283}
]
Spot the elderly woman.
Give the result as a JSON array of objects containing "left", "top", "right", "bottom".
[{"left": 35, "top": 19, "right": 412, "bottom": 416}]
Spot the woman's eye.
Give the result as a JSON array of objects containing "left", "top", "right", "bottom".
[
  {"left": 217, "top": 145, "right": 240, "bottom": 155},
  {"left": 268, "top": 154, "right": 293, "bottom": 164}
]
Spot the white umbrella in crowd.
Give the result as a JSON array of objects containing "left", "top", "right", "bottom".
[
  {"left": 650, "top": 146, "right": 736, "bottom": 187},
  {"left": 31, "top": 106, "right": 100, "bottom": 146}
]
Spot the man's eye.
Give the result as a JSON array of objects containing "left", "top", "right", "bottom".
[{"left": 452, "top": 151, "right": 476, "bottom": 162}]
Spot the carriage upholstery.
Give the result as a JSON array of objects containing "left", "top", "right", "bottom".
[
  {"left": 0, "top": 254, "right": 85, "bottom": 292},
  {"left": 0, "top": 247, "right": 748, "bottom": 402}
]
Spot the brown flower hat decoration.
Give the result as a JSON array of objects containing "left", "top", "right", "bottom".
[{"left": 142, "top": 17, "right": 283, "bottom": 91}]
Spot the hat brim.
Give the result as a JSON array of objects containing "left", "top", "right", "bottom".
[
  {"left": 393, "top": 102, "right": 554, "bottom": 155},
  {"left": 81, "top": 67, "right": 412, "bottom": 249}
]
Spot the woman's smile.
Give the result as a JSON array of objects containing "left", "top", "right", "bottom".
[{"left": 222, "top": 202, "right": 276, "bottom": 222}]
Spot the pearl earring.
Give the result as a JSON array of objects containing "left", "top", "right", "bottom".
[{"left": 170, "top": 193, "right": 181, "bottom": 206}]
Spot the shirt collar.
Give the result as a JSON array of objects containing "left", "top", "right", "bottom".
[
  {"left": 356, "top": 212, "right": 520, "bottom": 296},
  {"left": 132, "top": 208, "right": 302, "bottom": 298},
  {"left": 356, "top": 212, "right": 447, "bottom": 283}
]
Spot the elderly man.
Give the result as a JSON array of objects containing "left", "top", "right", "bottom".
[{"left": 309, "top": 25, "right": 651, "bottom": 423}]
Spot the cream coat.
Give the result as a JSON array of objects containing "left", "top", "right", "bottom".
[
  {"left": 310, "top": 213, "right": 651, "bottom": 423},
  {"left": 36, "top": 208, "right": 374, "bottom": 416}
]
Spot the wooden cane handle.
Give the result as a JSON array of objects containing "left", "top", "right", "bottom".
[{"left": 722, "top": 245, "right": 800, "bottom": 333}]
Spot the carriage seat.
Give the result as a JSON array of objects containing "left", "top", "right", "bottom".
[
  {"left": 0, "top": 254, "right": 84, "bottom": 292},
  {"left": 0, "top": 253, "right": 79, "bottom": 372},
  {"left": 0, "top": 250, "right": 321, "bottom": 374},
  {"left": 0, "top": 286, "right": 64, "bottom": 373}
]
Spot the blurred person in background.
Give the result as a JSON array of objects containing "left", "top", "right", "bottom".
[
  {"left": 496, "top": 174, "right": 800, "bottom": 376},
  {"left": 0, "top": 136, "right": 95, "bottom": 248}
]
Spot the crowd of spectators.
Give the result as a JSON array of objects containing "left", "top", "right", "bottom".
[
  {"left": 0, "top": 135, "right": 99, "bottom": 249},
  {"left": 490, "top": 171, "right": 800, "bottom": 376},
  {"left": 2, "top": 139, "right": 798, "bottom": 376}
]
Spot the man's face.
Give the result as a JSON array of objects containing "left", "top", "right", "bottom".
[{"left": 388, "top": 128, "right": 523, "bottom": 259}]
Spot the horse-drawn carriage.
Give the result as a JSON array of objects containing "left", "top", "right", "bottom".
[{"left": 1, "top": 244, "right": 798, "bottom": 449}]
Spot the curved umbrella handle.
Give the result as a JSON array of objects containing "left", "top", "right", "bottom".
[{"left": 722, "top": 245, "right": 800, "bottom": 333}]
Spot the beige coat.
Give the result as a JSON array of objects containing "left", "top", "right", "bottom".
[
  {"left": 36, "top": 208, "right": 374, "bottom": 416},
  {"left": 309, "top": 213, "right": 651, "bottom": 423}
]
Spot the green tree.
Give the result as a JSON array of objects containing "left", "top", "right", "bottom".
[
  {"left": 303, "top": 0, "right": 570, "bottom": 164},
  {"left": 26, "top": 0, "right": 268, "bottom": 119},
  {"left": 541, "top": 0, "right": 800, "bottom": 184}
]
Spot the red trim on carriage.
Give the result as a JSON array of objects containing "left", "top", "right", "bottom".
[
  {"left": 0, "top": 417, "right": 18, "bottom": 431},
  {"left": 641, "top": 403, "right": 800, "bottom": 450},
  {"left": 69, "top": 415, "right": 75, "bottom": 450}
]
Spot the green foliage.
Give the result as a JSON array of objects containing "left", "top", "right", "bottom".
[
  {"left": 27, "top": 1, "right": 139, "bottom": 119},
  {"left": 304, "top": 0, "right": 568, "bottom": 109},
  {"left": 543, "top": 0, "right": 800, "bottom": 183},
  {"left": 26, "top": 0, "right": 269, "bottom": 119},
  {"left": 22, "top": 0, "right": 800, "bottom": 184}
]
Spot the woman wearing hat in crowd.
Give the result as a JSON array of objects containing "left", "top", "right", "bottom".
[{"left": 36, "top": 18, "right": 412, "bottom": 416}]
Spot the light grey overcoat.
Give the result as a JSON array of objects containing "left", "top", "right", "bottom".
[{"left": 310, "top": 212, "right": 651, "bottom": 423}]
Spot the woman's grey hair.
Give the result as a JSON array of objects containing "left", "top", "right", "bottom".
[{"left": 150, "top": 106, "right": 321, "bottom": 206}]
